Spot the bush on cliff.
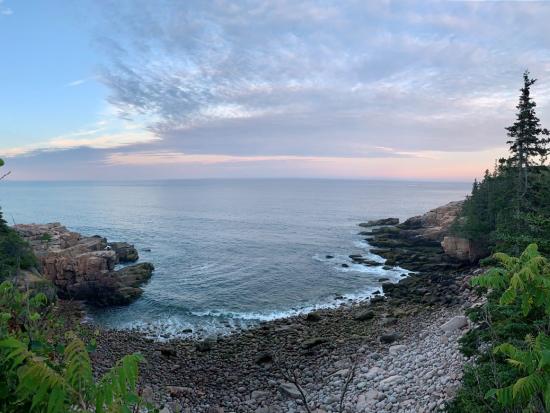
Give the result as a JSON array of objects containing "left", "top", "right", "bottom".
[
  {"left": 0, "top": 217, "right": 37, "bottom": 278},
  {"left": 0, "top": 280, "right": 155, "bottom": 413},
  {"left": 448, "top": 244, "right": 550, "bottom": 412},
  {"left": 0, "top": 159, "right": 37, "bottom": 278}
]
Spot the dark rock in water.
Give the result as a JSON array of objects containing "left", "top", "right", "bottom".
[
  {"left": 380, "top": 332, "right": 401, "bottom": 344},
  {"left": 301, "top": 337, "right": 328, "bottom": 349},
  {"left": 142, "top": 248, "right": 152, "bottom": 252},
  {"left": 255, "top": 352, "right": 273, "bottom": 365},
  {"left": 381, "top": 282, "right": 395, "bottom": 293},
  {"left": 378, "top": 277, "right": 390, "bottom": 282},
  {"left": 325, "top": 255, "right": 334, "bottom": 259},
  {"left": 349, "top": 254, "right": 363, "bottom": 259},
  {"left": 341, "top": 263, "right": 349, "bottom": 268},
  {"left": 354, "top": 310, "right": 375, "bottom": 321},
  {"left": 181, "top": 328, "right": 193, "bottom": 334},
  {"left": 359, "top": 259, "right": 384, "bottom": 266},
  {"left": 306, "top": 311, "right": 322, "bottom": 322},
  {"left": 359, "top": 218, "right": 399, "bottom": 227},
  {"left": 108, "top": 242, "right": 139, "bottom": 263},
  {"left": 372, "top": 290, "right": 381, "bottom": 295}
]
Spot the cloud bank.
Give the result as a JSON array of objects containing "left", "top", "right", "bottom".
[{"left": 4, "top": 0, "right": 550, "bottom": 179}]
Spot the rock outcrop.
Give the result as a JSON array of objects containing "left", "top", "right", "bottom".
[
  {"left": 13, "top": 223, "right": 153, "bottom": 306},
  {"left": 441, "top": 236, "right": 489, "bottom": 263},
  {"left": 397, "top": 201, "right": 464, "bottom": 242},
  {"left": 107, "top": 242, "right": 139, "bottom": 263},
  {"left": 359, "top": 218, "right": 399, "bottom": 227},
  {"left": 361, "top": 201, "right": 488, "bottom": 269}
]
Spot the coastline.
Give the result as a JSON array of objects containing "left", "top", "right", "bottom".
[
  {"left": 20, "top": 200, "right": 478, "bottom": 412},
  {"left": 85, "top": 267, "right": 477, "bottom": 413}
]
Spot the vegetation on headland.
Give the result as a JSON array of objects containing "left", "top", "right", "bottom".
[
  {"left": 0, "top": 159, "right": 154, "bottom": 412},
  {"left": 448, "top": 73, "right": 550, "bottom": 412},
  {"left": 454, "top": 71, "right": 550, "bottom": 256}
]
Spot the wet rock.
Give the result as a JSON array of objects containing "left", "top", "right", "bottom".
[
  {"left": 306, "top": 311, "right": 322, "bottom": 322},
  {"left": 358, "top": 218, "right": 399, "bottom": 227},
  {"left": 301, "top": 337, "right": 328, "bottom": 349},
  {"left": 195, "top": 338, "right": 215, "bottom": 352},
  {"left": 108, "top": 241, "right": 139, "bottom": 262},
  {"left": 255, "top": 352, "right": 273, "bottom": 365},
  {"left": 353, "top": 310, "right": 375, "bottom": 321}
]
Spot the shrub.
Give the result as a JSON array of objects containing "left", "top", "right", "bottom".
[
  {"left": 0, "top": 281, "right": 155, "bottom": 412},
  {"left": 450, "top": 244, "right": 550, "bottom": 412}
]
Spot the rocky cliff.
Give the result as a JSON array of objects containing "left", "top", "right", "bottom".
[
  {"left": 369, "top": 201, "right": 488, "bottom": 264},
  {"left": 360, "top": 201, "right": 486, "bottom": 274},
  {"left": 14, "top": 223, "right": 153, "bottom": 306}
]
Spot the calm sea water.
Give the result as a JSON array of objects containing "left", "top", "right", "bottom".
[{"left": 0, "top": 179, "right": 469, "bottom": 338}]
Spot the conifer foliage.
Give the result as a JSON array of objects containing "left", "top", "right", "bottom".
[{"left": 455, "top": 72, "right": 550, "bottom": 254}]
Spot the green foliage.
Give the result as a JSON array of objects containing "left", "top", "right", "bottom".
[
  {"left": 488, "top": 333, "right": 550, "bottom": 411},
  {"left": 446, "top": 363, "right": 519, "bottom": 413},
  {"left": 0, "top": 281, "right": 155, "bottom": 413},
  {"left": 471, "top": 244, "right": 550, "bottom": 316},
  {"left": 450, "top": 244, "right": 550, "bottom": 412},
  {"left": 454, "top": 72, "right": 550, "bottom": 256},
  {"left": 0, "top": 222, "right": 37, "bottom": 278}
]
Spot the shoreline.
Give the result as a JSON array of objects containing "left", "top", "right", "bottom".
[
  {"left": 24, "top": 201, "right": 477, "bottom": 412},
  {"left": 85, "top": 268, "right": 476, "bottom": 412}
]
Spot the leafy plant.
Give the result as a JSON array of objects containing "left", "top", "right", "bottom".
[
  {"left": 0, "top": 281, "right": 155, "bottom": 412},
  {"left": 471, "top": 244, "right": 550, "bottom": 316},
  {"left": 487, "top": 333, "right": 550, "bottom": 411},
  {"left": 1, "top": 335, "right": 147, "bottom": 413}
]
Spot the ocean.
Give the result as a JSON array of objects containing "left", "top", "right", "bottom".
[{"left": 0, "top": 179, "right": 470, "bottom": 339}]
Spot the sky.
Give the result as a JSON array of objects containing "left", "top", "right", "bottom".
[{"left": 1, "top": 0, "right": 550, "bottom": 181}]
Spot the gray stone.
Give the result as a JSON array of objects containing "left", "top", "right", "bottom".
[
  {"left": 278, "top": 382, "right": 302, "bottom": 399},
  {"left": 440, "top": 316, "right": 468, "bottom": 333}
]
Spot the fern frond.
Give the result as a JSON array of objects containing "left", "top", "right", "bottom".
[{"left": 64, "top": 336, "right": 93, "bottom": 398}]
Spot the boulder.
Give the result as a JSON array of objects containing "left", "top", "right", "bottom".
[
  {"left": 107, "top": 241, "right": 139, "bottom": 262},
  {"left": 442, "top": 236, "right": 489, "bottom": 263},
  {"left": 301, "top": 337, "right": 328, "bottom": 349},
  {"left": 278, "top": 382, "right": 302, "bottom": 399},
  {"left": 359, "top": 218, "right": 399, "bottom": 227},
  {"left": 14, "top": 223, "right": 154, "bottom": 307},
  {"left": 380, "top": 332, "right": 401, "bottom": 344},
  {"left": 389, "top": 344, "right": 407, "bottom": 355},
  {"left": 353, "top": 310, "right": 375, "bottom": 321},
  {"left": 380, "top": 375, "right": 404, "bottom": 386},
  {"left": 306, "top": 311, "right": 322, "bottom": 322},
  {"left": 440, "top": 316, "right": 468, "bottom": 333},
  {"left": 195, "top": 338, "right": 216, "bottom": 352}
]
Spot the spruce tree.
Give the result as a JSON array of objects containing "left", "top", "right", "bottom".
[{"left": 505, "top": 70, "right": 549, "bottom": 200}]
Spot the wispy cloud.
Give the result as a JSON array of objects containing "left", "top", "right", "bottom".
[
  {"left": 0, "top": 122, "right": 160, "bottom": 158},
  {"left": 105, "top": 147, "right": 432, "bottom": 166},
  {"left": 90, "top": 0, "right": 550, "bottom": 161},
  {"left": 65, "top": 77, "right": 96, "bottom": 87},
  {"left": 0, "top": 0, "right": 12, "bottom": 16}
]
